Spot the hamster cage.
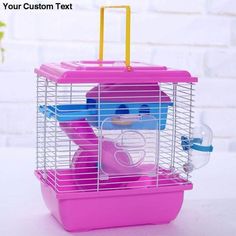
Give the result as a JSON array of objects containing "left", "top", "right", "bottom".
[{"left": 35, "top": 6, "right": 213, "bottom": 232}]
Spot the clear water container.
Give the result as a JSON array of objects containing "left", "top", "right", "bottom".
[{"left": 182, "top": 124, "right": 213, "bottom": 173}]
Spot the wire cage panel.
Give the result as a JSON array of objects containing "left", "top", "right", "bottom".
[{"left": 37, "top": 77, "right": 194, "bottom": 193}]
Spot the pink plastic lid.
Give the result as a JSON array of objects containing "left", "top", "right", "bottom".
[
  {"left": 35, "top": 60, "right": 198, "bottom": 84},
  {"left": 86, "top": 84, "right": 171, "bottom": 102}
]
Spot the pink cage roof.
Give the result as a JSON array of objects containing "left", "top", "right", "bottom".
[{"left": 35, "top": 60, "right": 198, "bottom": 84}]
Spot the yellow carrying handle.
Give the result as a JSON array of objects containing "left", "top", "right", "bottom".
[{"left": 99, "top": 5, "right": 131, "bottom": 70}]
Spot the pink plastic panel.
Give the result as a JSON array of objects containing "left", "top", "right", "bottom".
[
  {"left": 86, "top": 83, "right": 171, "bottom": 102},
  {"left": 35, "top": 60, "right": 198, "bottom": 84}
]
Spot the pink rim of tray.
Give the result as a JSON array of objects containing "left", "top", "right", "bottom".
[{"left": 35, "top": 60, "right": 198, "bottom": 84}]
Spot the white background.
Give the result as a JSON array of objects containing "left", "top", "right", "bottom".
[
  {"left": 0, "top": 0, "right": 236, "bottom": 235},
  {"left": 0, "top": 0, "right": 236, "bottom": 152}
]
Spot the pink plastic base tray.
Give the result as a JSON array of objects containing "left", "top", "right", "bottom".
[{"left": 35, "top": 170, "right": 192, "bottom": 232}]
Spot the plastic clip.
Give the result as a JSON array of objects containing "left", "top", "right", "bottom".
[{"left": 181, "top": 136, "right": 213, "bottom": 153}]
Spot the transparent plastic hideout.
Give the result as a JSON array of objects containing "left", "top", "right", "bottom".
[{"left": 35, "top": 6, "right": 213, "bottom": 232}]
